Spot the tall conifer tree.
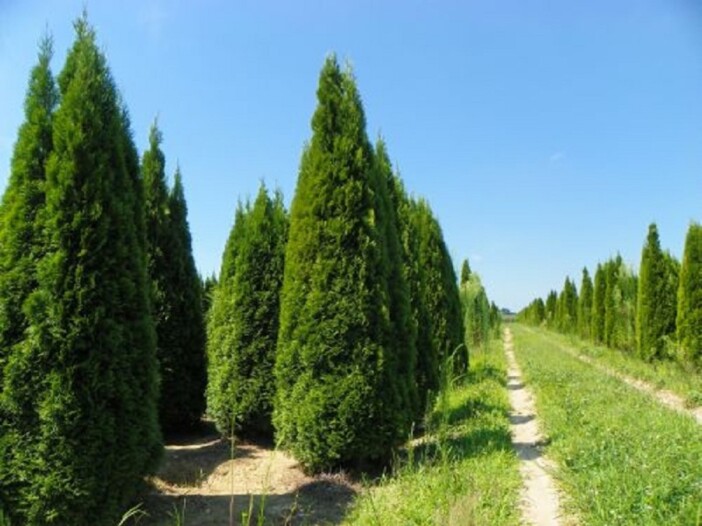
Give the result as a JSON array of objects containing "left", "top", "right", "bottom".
[
  {"left": 207, "top": 185, "right": 287, "bottom": 435},
  {"left": 677, "top": 223, "right": 702, "bottom": 365},
  {"left": 1, "top": 18, "right": 161, "bottom": 524},
  {"left": 592, "top": 263, "right": 606, "bottom": 343},
  {"left": 275, "top": 57, "right": 410, "bottom": 471},
  {"left": 578, "top": 267, "right": 593, "bottom": 339}
]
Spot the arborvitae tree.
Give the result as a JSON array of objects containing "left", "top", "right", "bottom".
[
  {"left": 275, "top": 57, "right": 411, "bottom": 471},
  {"left": 201, "top": 273, "right": 218, "bottom": 316},
  {"left": 592, "top": 263, "right": 606, "bottom": 343},
  {"left": 460, "top": 269, "right": 490, "bottom": 349},
  {"left": 412, "top": 199, "right": 466, "bottom": 373},
  {"left": 388, "top": 175, "right": 435, "bottom": 414},
  {"left": 374, "top": 139, "right": 418, "bottom": 420},
  {"left": 207, "top": 185, "right": 287, "bottom": 436},
  {"left": 164, "top": 170, "right": 207, "bottom": 428},
  {"left": 677, "top": 223, "right": 702, "bottom": 366},
  {"left": 545, "top": 290, "right": 558, "bottom": 327},
  {"left": 1, "top": 19, "right": 161, "bottom": 524},
  {"left": 604, "top": 255, "right": 637, "bottom": 351},
  {"left": 0, "top": 36, "right": 57, "bottom": 518},
  {"left": 142, "top": 127, "right": 206, "bottom": 431},
  {"left": 489, "top": 301, "right": 502, "bottom": 337},
  {"left": 578, "top": 267, "right": 593, "bottom": 340},
  {"left": 460, "top": 259, "right": 472, "bottom": 285},
  {"left": 636, "top": 224, "right": 678, "bottom": 361},
  {"left": 556, "top": 277, "right": 578, "bottom": 333}
]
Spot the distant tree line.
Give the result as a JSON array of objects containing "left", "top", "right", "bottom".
[
  {"left": 0, "top": 17, "right": 501, "bottom": 524},
  {"left": 518, "top": 222, "right": 702, "bottom": 369}
]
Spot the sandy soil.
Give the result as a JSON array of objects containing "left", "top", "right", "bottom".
[
  {"left": 136, "top": 426, "right": 358, "bottom": 525},
  {"left": 503, "top": 328, "right": 565, "bottom": 526}
]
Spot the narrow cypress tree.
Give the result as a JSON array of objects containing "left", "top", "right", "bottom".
[
  {"left": 207, "top": 184, "right": 287, "bottom": 436},
  {"left": 1, "top": 18, "right": 160, "bottom": 524},
  {"left": 0, "top": 35, "right": 57, "bottom": 519},
  {"left": 374, "top": 139, "right": 418, "bottom": 423},
  {"left": 677, "top": 223, "right": 702, "bottom": 366},
  {"left": 163, "top": 170, "right": 207, "bottom": 428},
  {"left": 275, "top": 57, "right": 408, "bottom": 471},
  {"left": 592, "top": 263, "right": 606, "bottom": 343},
  {"left": 461, "top": 270, "right": 490, "bottom": 349},
  {"left": 578, "top": 267, "right": 593, "bottom": 340},
  {"left": 636, "top": 224, "right": 677, "bottom": 361},
  {"left": 545, "top": 290, "right": 558, "bottom": 327},
  {"left": 556, "top": 277, "right": 578, "bottom": 333},
  {"left": 413, "top": 199, "right": 466, "bottom": 374},
  {"left": 460, "top": 259, "right": 472, "bottom": 285}
]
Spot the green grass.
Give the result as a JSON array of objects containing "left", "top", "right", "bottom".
[
  {"left": 511, "top": 324, "right": 702, "bottom": 525},
  {"left": 343, "top": 338, "right": 521, "bottom": 526},
  {"left": 524, "top": 324, "right": 702, "bottom": 407}
]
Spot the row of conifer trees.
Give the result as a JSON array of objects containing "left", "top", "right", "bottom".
[
  {"left": 0, "top": 18, "right": 496, "bottom": 525},
  {"left": 0, "top": 19, "right": 207, "bottom": 525},
  {"left": 205, "top": 56, "right": 469, "bottom": 472},
  {"left": 518, "top": 222, "right": 702, "bottom": 367}
]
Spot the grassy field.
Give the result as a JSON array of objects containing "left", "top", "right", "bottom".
[
  {"left": 537, "top": 327, "right": 702, "bottom": 407},
  {"left": 343, "top": 338, "right": 522, "bottom": 526},
  {"left": 511, "top": 324, "right": 702, "bottom": 525}
]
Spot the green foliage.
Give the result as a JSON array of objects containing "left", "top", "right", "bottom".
[
  {"left": 676, "top": 223, "right": 702, "bottom": 366},
  {"left": 142, "top": 125, "right": 207, "bottom": 430},
  {"left": 0, "top": 35, "right": 57, "bottom": 523},
  {"left": 577, "top": 267, "right": 593, "bottom": 340},
  {"left": 636, "top": 224, "right": 678, "bottom": 361},
  {"left": 1, "top": 17, "right": 161, "bottom": 525},
  {"left": 201, "top": 273, "right": 218, "bottom": 317},
  {"left": 556, "top": 277, "right": 578, "bottom": 333},
  {"left": 592, "top": 263, "right": 607, "bottom": 343},
  {"left": 604, "top": 255, "right": 637, "bottom": 351},
  {"left": 460, "top": 259, "right": 471, "bottom": 285},
  {"left": 545, "top": 290, "right": 558, "bottom": 327},
  {"left": 207, "top": 184, "right": 288, "bottom": 435},
  {"left": 412, "top": 199, "right": 466, "bottom": 387},
  {"left": 460, "top": 266, "right": 490, "bottom": 350},
  {"left": 517, "top": 298, "right": 545, "bottom": 325},
  {"left": 274, "top": 57, "right": 413, "bottom": 471}
]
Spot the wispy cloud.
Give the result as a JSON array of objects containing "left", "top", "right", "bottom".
[
  {"left": 549, "top": 151, "right": 565, "bottom": 163},
  {"left": 138, "top": 1, "right": 168, "bottom": 40}
]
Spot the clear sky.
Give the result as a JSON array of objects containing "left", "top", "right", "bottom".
[{"left": 1, "top": 1, "right": 701, "bottom": 311}]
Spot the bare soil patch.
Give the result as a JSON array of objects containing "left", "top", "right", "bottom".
[
  {"left": 137, "top": 425, "right": 358, "bottom": 525},
  {"left": 504, "top": 328, "right": 565, "bottom": 526}
]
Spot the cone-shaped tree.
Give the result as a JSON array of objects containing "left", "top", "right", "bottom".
[
  {"left": 412, "top": 198, "right": 466, "bottom": 375},
  {"left": 275, "top": 57, "right": 411, "bottom": 471},
  {"left": 636, "top": 224, "right": 678, "bottom": 361},
  {"left": 545, "top": 290, "right": 558, "bottom": 327},
  {"left": 604, "top": 255, "right": 637, "bottom": 351},
  {"left": 461, "top": 270, "right": 490, "bottom": 349},
  {"left": 207, "top": 184, "right": 287, "bottom": 436},
  {"left": 556, "top": 277, "right": 578, "bottom": 333},
  {"left": 373, "top": 139, "right": 418, "bottom": 421},
  {"left": 677, "top": 223, "right": 702, "bottom": 366},
  {"left": 162, "top": 170, "right": 207, "bottom": 429},
  {"left": 592, "top": 263, "right": 606, "bottom": 343},
  {"left": 460, "top": 259, "right": 472, "bottom": 285},
  {"left": 578, "top": 267, "right": 593, "bottom": 339},
  {"left": 0, "top": 35, "right": 57, "bottom": 518},
  {"left": 1, "top": 18, "right": 161, "bottom": 524}
]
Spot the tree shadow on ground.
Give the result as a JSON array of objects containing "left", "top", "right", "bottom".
[{"left": 136, "top": 476, "right": 357, "bottom": 526}]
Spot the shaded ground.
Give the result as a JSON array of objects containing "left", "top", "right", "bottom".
[{"left": 133, "top": 424, "right": 358, "bottom": 525}]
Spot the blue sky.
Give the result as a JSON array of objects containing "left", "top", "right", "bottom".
[{"left": 1, "top": 1, "right": 701, "bottom": 310}]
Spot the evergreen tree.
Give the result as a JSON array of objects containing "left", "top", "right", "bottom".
[
  {"left": 545, "top": 290, "right": 558, "bottom": 327},
  {"left": 592, "top": 263, "right": 606, "bottom": 343},
  {"left": 1, "top": 18, "right": 161, "bottom": 524},
  {"left": 207, "top": 185, "right": 287, "bottom": 435},
  {"left": 142, "top": 126, "right": 206, "bottom": 430},
  {"left": 374, "top": 139, "right": 418, "bottom": 420},
  {"left": 460, "top": 270, "right": 490, "bottom": 349},
  {"left": 604, "top": 255, "right": 637, "bottom": 351},
  {"left": 677, "top": 223, "right": 702, "bottom": 366},
  {"left": 460, "top": 259, "right": 472, "bottom": 285},
  {"left": 201, "top": 273, "right": 218, "bottom": 316},
  {"left": 275, "top": 57, "right": 411, "bottom": 471},
  {"left": 556, "top": 277, "right": 578, "bottom": 333},
  {"left": 0, "top": 35, "right": 57, "bottom": 519},
  {"left": 578, "top": 267, "right": 593, "bottom": 339},
  {"left": 412, "top": 199, "right": 466, "bottom": 373},
  {"left": 636, "top": 224, "right": 678, "bottom": 361}
]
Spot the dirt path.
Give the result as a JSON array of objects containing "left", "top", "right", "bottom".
[
  {"left": 503, "top": 327, "right": 564, "bottom": 526},
  {"left": 139, "top": 427, "right": 358, "bottom": 525},
  {"left": 574, "top": 353, "right": 702, "bottom": 425}
]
